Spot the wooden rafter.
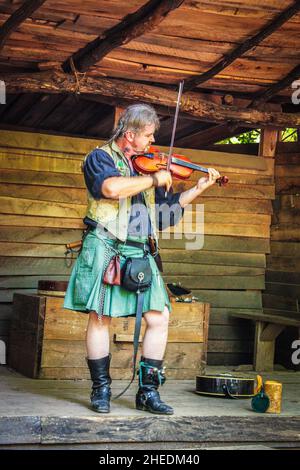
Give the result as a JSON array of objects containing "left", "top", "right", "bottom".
[
  {"left": 161, "top": 95, "right": 251, "bottom": 145},
  {"left": 175, "top": 123, "right": 249, "bottom": 148},
  {"left": 180, "top": 59, "right": 300, "bottom": 147},
  {"left": 3, "top": 71, "right": 300, "bottom": 128},
  {"left": 81, "top": 94, "right": 179, "bottom": 119},
  {"left": 251, "top": 62, "right": 300, "bottom": 107},
  {"left": 62, "top": 0, "right": 184, "bottom": 73},
  {"left": 0, "top": 0, "right": 47, "bottom": 51},
  {"left": 81, "top": 92, "right": 240, "bottom": 120},
  {"left": 183, "top": 0, "right": 300, "bottom": 92}
]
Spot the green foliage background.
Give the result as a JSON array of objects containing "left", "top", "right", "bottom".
[{"left": 217, "top": 128, "right": 298, "bottom": 144}]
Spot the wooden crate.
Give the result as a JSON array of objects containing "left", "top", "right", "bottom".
[{"left": 8, "top": 293, "right": 210, "bottom": 379}]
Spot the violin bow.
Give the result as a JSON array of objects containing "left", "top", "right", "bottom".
[{"left": 165, "top": 80, "right": 184, "bottom": 197}]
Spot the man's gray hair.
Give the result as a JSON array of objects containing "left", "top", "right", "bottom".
[{"left": 110, "top": 104, "right": 160, "bottom": 142}]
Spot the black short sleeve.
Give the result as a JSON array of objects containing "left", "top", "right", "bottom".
[
  {"left": 83, "top": 149, "right": 121, "bottom": 199},
  {"left": 155, "top": 186, "right": 184, "bottom": 229}
]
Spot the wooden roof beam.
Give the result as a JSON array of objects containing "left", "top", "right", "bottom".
[
  {"left": 207, "top": 62, "right": 300, "bottom": 145},
  {"left": 251, "top": 63, "right": 300, "bottom": 107},
  {"left": 62, "top": 0, "right": 184, "bottom": 73},
  {"left": 183, "top": 0, "right": 300, "bottom": 92},
  {"left": 184, "top": 57, "right": 300, "bottom": 147},
  {"left": 175, "top": 123, "right": 249, "bottom": 148},
  {"left": 81, "top": 92, "right": 240, "bottom": 120},
  {"left": 175, "top": 101, "right": 282, "bottom": 148},
  {"left": 0, "top": 0, "right": 47, "bottom": 52},
  {"left": 3, "top": 71, "right": 300, "bottom": 129},
  {"left": 81, "top": 94, "right": 178, "bottom": 119}
]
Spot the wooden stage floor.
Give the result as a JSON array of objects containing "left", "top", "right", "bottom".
[{"left": 0, "top": 366, "right": 299, "bottom": 449}]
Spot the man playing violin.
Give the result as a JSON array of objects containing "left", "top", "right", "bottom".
[{"left": 64, "top": 103, "right": 220, "bottom": 415}]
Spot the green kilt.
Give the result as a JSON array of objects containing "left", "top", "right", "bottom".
[{"left": 63, "top": 229, "right": 171, "bottom": 317}]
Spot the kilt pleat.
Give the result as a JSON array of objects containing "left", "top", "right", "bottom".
[{"left": 63, "top": 230, "right": 171, "bottom": 317}]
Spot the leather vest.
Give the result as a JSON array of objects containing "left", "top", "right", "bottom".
[{"left": 84, "top": 140, "right": 158, "bottom": 242}]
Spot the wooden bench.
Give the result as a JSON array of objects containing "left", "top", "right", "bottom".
[{"left": 229, "top": 311, "right": 300, "bottom": 371}]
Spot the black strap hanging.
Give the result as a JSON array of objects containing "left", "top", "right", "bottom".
[{"left": 113, "top": 289, "right": 145, "bottom": 400}]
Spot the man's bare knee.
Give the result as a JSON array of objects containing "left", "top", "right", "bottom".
[
  {"left": 88, "top": 311, "right": 111, "bottom": 328},
  {"left": 144, "top": 306, "right": 169, "bottom": 329}
]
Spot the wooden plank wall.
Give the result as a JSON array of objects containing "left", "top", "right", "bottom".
[
  {"left": 264, "top": 141, "right": 300, "bottom": 369},
  {"left": 0, "top": 129, "right": 274, "bottom": 366}
]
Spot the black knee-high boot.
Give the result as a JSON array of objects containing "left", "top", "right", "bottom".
[
  {"left": 87, "top": 355, "right": 112, "bottom": 413},
  {"left": 136, "top": 356, "right": 174, "bottom": 415}
]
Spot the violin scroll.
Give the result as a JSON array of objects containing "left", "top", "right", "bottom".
[{"left": 216, "top": 175, "right": 229, "bottom": 187}]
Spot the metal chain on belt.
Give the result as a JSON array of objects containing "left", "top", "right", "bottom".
[{"left": 97, "top": 238, "right": 120, "bottom": 317}]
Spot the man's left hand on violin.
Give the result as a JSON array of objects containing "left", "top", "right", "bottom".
[{"left": 196, "top": 168, "right": 221, "bottom": 191}]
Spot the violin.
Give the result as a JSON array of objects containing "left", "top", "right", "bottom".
[{"left": 132, "top": 146, "right": 229, "bottom": 187}]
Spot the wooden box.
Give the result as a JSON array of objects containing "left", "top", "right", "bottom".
[{"left": 8, "top": 293, "right": 210, "bottom": 380}]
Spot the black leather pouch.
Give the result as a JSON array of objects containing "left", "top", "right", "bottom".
[{"left": 121, "top": 256, "right": 152, "bottom": 293}]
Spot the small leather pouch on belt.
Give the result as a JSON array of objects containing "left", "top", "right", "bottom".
[
  {"left": 103, "top": 255, "right": 121, "bottom": 286},
  {"left": 121, "top": 256, "right": 152, "bottom": 292}
]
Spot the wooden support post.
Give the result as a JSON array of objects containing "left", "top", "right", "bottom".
[
  {"left": 260, "top": 323, "right": 285, "bottom": 342},
  {"left": 259, "top": 128, "right": 279, "bottom": 158},
  {"left": 254, "top": 321, "right": 285, "bottom": 371},
  {"left": 255, "top": 127, "right": 280, "bottom": 371},
  {"left": 113, "top": 106, "right": 125, "bottom": 130}
]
